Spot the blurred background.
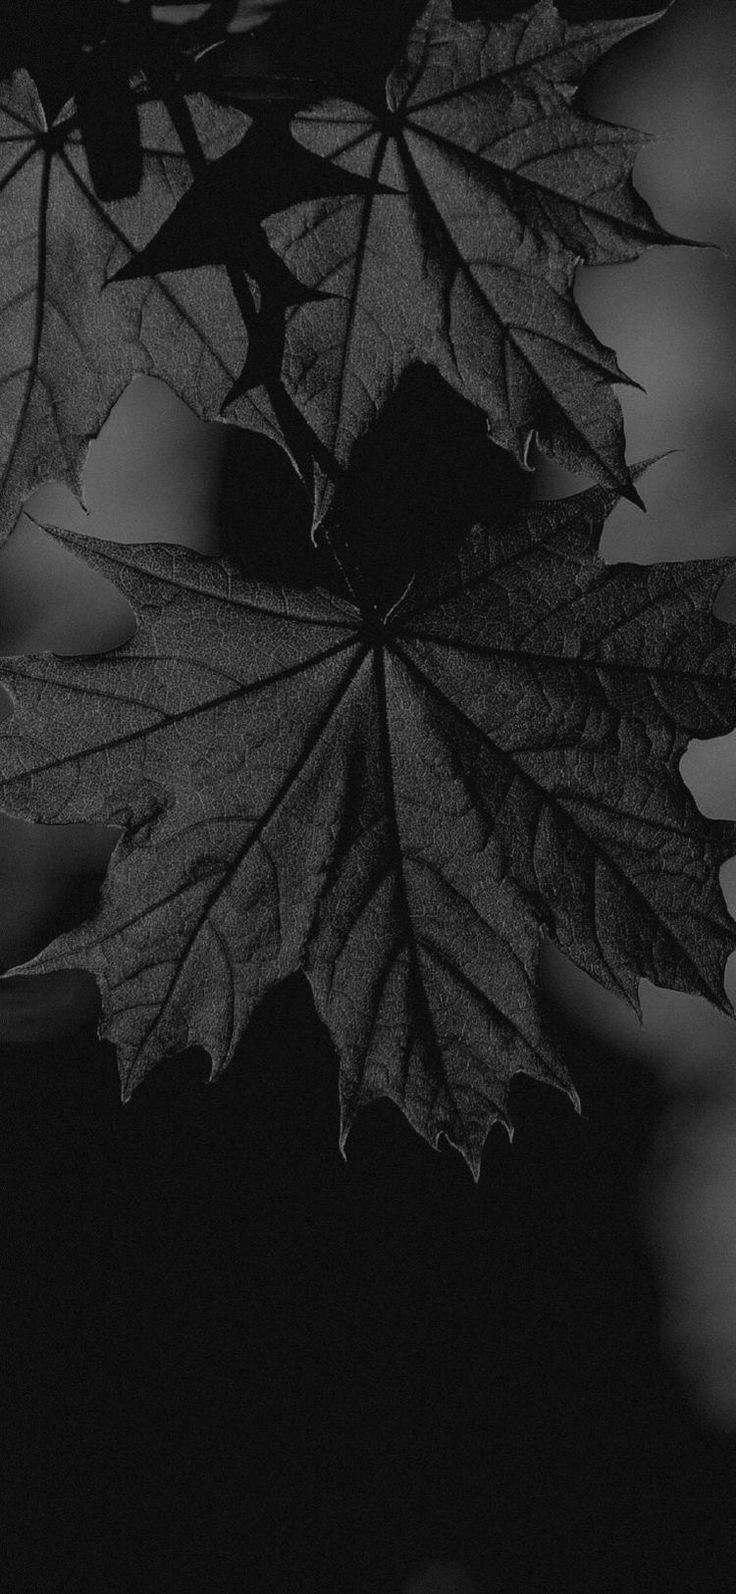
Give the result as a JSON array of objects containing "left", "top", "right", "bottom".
[{"left": 3, "top": 2, "right": 736, "bottom": 1590}]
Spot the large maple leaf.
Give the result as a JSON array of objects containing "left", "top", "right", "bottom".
[
  {"left": 1, "top": 476, "right": 734, "bottom": 1178},
  {"left": 131, "top": 0, "right": 678, "bottom": 526},
  {"left": 0, "top": 70, "right": 261, "bottom": 549}
]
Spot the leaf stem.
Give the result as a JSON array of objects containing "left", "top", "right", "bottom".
[{"left": 160, "top": 87, "right": 343, "bottom": 507}]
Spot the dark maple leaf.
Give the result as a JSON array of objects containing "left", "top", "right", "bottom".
[
  {"left": 0, "top": 70, "right": 263, "bottom": 549},
  {"left": 112, "top": 113, "right": 394, "bottom": 308},
  {"left": 207, "top": 0, "right": 682, "bottom": 528},
  {"left": 111, "top": 109, "right": 399, "bottom": 401},
  {"left": 0, "top": 474, "right": 734, "bottom": 1179}
]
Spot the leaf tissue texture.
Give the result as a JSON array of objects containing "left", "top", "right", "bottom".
[
  {"left": 221, "top": 0, "right": 678, "bottom": 525},
  {"left": 1, "top": 480, "right": 735, "bottom": 1175},
  {"left": 0, "top": 71, "right": 249, "bottom": 546}
]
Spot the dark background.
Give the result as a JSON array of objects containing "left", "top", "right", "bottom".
[{"left": 3, "top": 2, "right": 736, "bottom": 1589}]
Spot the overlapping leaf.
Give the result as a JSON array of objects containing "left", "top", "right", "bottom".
[
  {"left": 131, "top": 0, "right": 679, "bottom": 526},
  {"left": 112, "top": 112, "right": 397, "bottom": 391},
  {"left": 0, "top": 70, "right": 256, "bottom": 547},
  {"left": 1, "top": 477, "right": 734, "bottom": 1176}
]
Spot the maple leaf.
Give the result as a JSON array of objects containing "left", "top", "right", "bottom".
[
  {"left": 1, "top": 475, "right": 735, "bottom": 1179},
  {"left": 201, "top": 0, "right": 679, "bottom": 526},
  {"left": 0, "top": 69, "right": 259, "bottom": 549}
]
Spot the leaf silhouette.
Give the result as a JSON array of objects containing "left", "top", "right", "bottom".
[
  {"left": 210, "top": 0, "right": 681, "bottom": 526},
  {"left": 0, "top": 70, "right": 256, "bottom": 548},
  {"left": 112, "top": 111, "right": 397, "bottom": 382},
  {"left": 1, "top": 474, "right": 734, "bottom": 1178}
]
